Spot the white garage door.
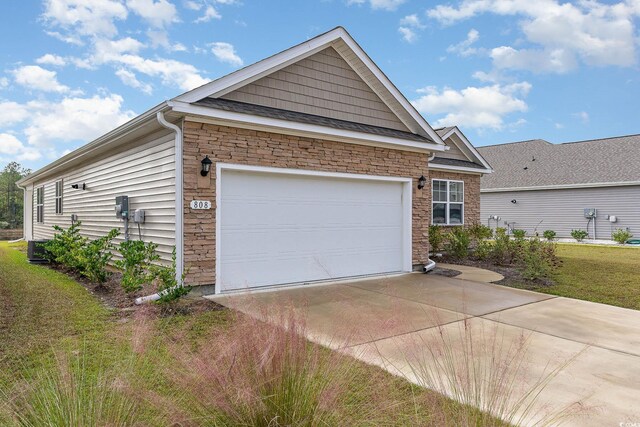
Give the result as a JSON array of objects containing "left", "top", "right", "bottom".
[{"left": 217, "top": 166, "right": 410, "bottom": 293}]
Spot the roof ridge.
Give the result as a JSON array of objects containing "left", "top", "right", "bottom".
[
  {"left": 558, "top": 133, "right": 640, "bottom": 145},
  {"left": 478, "top": 139, "right": 550, "bottom": 148}
]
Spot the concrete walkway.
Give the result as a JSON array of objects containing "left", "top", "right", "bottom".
[
  {"left": 437, "top": 262, "right": 504, "bottom": 283},
  {"left": 207, "top": 273, "right": 640, "bottom": 426}
]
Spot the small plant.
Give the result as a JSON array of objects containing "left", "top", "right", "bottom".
[
  {"left": 116, "top": 240, "right": 160, "bottom": 293},
  {"left": 489, "top": 227, "right": 516, "bottom": 265},
  {"left": 445, "top": 227, "right": 471, "bottom": 259},
  {"left": 45, "top": 222, "right": 87, "bottom": 271},
  {"left": 520, "top": 237, "right": 557, "bottom": 280},
  {"left": 78, "top": 229, "right": 120, "bottom": 283},
  {"left": 543, "top": 230, "right": 557, "bottom": 241},
  {"left": 570, "top": 229, "right": 589, "bottom": 242},
  {"left": 512, "top": 229, "right": 527, "bottom": 239},
  {"left": 474, "top": 239, "right": 492, "bottom": 260},
  {"left": 428, "top": 224, "right": 444, "bottom": 254},
  {"left": 466, "top": 223, "right": 493, "bottom": 242},
  {"left": 152, "top": 247, "right": 191, "bottom": 303},
  {"left": 612, "top": 229, "right": 633, "bottom": 245},
  {"left": 0, "top": 221, "right": 9, "bottom": 229}
]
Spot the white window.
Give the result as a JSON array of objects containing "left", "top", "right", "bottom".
[
  {"left": 55, "top": 180, "right": 63, "bottom": 215},
  {"left": 36, "top": 186, "right": 44, "bottom": 223},
  {"left": 432, "top": 179, "right": 464, "bottom": 225}
]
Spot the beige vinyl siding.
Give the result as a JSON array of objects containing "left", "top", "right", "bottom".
[
  {"left": 437, "top": 134, "right": 470, "bottom": 161},
  {"left": 481, "top": 186, "right": 640, "bottom": 240},
  {"left": 220, "top": 47, "right": 409, "bottom": 132},
  {"left": 32, "top": 130, "right": 176, "bottom": 261}
]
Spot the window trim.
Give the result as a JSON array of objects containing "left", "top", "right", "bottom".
[
  {"left": 431, "top": 179, "right": 465, "bottom": 226},
  {"left": 36, "top": 186, "right": 44, "bottom": 224},
  {"left": 55, "top": 179, "right": 63, "bottom": 215}
]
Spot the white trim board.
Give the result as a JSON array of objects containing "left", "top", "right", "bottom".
[
  {"left": 171, "top": 101, "right": 445, "bottom": 154},
  {"left": 481, "top": 181, "right": 640, "bottom": 193},
  {"left": 214, "top": 163, "right": 413, "bottom": 294},
  {"left": 428, "top": 163, "right": 489, "bottom": 174}
]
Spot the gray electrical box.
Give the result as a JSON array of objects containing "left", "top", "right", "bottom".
[
  {"left": 584, "top": 208, "right": 597, "bottom": 219},
  {"left": 133, "top": 209, "right": 145, "bottom": 224},
  {"left": 115, "top": 195, "right": 129, "bottom": 219}
]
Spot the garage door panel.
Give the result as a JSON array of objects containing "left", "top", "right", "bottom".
[{"left": 219, "top": 169, "right": 407, "bottom": 292}]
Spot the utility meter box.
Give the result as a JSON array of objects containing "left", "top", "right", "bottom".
[
  {"left": 133, "top": 209, "right": 145, "bottom": 224},
  {"left": 584, "top": 208, "right": 597, "bottom": 219},
  {"left": 115, "top": 195, "right": 129, "bottom": 219}
]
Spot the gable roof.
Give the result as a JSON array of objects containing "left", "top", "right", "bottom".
[
  {"left": 430, "top": 126, "right": 493, "bottom": 174},
  {"left": 174, "top": 26, "right": 446, "bottom": 147},
  {"left": 478, "top": 134, "right": 640, "bottom": 191}
]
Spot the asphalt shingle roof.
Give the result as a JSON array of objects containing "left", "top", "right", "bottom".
[
  {"left": 478, "top": 135, "right": 640, "bottom": 189},
  {"left": 430, "top": 157, "right": 486, "bottom": 169},
  {"left": 194, "top": 97, "right": 434, "bottom": 143}
]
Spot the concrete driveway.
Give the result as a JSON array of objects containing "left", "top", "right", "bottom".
[{"left": 207, "top": 273, "right": 640, "bottom": 426}]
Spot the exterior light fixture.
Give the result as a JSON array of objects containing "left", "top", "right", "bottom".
[
  {"left": 511, "top": 199, "right": 517, "bottom": 204},
  {"left": 200, "top": 155, "right": 212, "bottom": 177},
  {"left": 71, "top": 183, "right": 86, "bottom": 190},
  {"left": 417, "top": 175, "right": 426, "bottom": 190}
]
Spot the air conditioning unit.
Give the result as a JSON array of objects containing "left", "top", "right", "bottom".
[{"left": 27, "top": 240, "right": 49, "bottom": 264}]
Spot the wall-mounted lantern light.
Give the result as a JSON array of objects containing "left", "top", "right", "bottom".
[
  {"left": 71, "top": 183, "right": 86, "bottom": 190},
  {"left": 511, "top": 199, "right": 517, "bottom": 204},
  {"left": 200, "top": 155, "right": 212, "bottom": 177},
  {"left": 417, "top": 175, "right": 427, "bottom": 190}
]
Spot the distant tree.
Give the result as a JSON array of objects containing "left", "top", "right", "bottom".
[{"left": 0, "top": 162, "right": 31, "bottom": 228}]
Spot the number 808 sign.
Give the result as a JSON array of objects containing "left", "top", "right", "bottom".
[{"left": 190, "top": 200, "right": 212, "bottom": 210}]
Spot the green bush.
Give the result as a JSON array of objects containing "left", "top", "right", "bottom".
[
  {"left": 542, "top": 230, "right": 556, "bottom": 241},
  {"left": 489, "top": 228, "right": 516, "bottom": 265},
  {"left": 0, "top": 221, "right": 9, "bottom": 229},
  {"left": 474, "top": 240, "right": 492, "bottom": 260},
  {"left": 152, "top": 247, "right": 191, "bottom": 303},
  {"left": 512, "top": 229, "right": 526, "bottom": 239},
  {"left": 428, "top": 224, "right": 444, "bottom": 254},
  {"left": 570, "top": 229, "right": 589, "bottom": 242},
  {"left": 519, "top": 238, "right": 557, "bottom": 280},
  {"left": 612, "top": 229, "right": 633, "bottom": 245},
  {"left": 467, "top": 223, "right": 493, "bottom": 242},
  {"left": 445, "top": 227, "right": 471, "bottom": 259},
  {"left": 115, "top": 240, "right": 160, "bottom": 293},
  {"left": 45, "top": 222, "right": 87, "bottom": 271},
  {"left": 79, "top": 229, "right": 119, "bottom": 284}
]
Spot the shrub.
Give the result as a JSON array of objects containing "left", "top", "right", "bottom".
[
  {"left": 466, "top": 223, "right": 493, "bottom": 242},
  {"left": 543, "top": 230, "right": 557, "bottom": 241},
  {"left": 428, "top": 224, "right": 444, "bottom": 254},
  {"left": 489, "top": 227, "right": 516, "bottom": 265},
  {"left": 474, "top": 240, "right": 492, "bottom": 260},
  {"left": 519, "top": 237, "right": 557, "bottom": 280},
  {"left": 45, "top": 222, "right": 87, "bottom": 271},
  {"left": 152, "top": 247, "right": 191, "bottom": 303},
  {"left": 78, "top": 229, "right": 119, "bottom": 284},
  {"left": 512, "top": 229, "right": 526, "bottom": 239},
  {"left": 0, "top": 221, "right": 9, "bottom": 229},
  {"left": 612, "top": 229, "right": 633, "bottom": 245},
  {"left": 570, "top": 229, "right": 589, "bottom": 242},
  {"left": 116, "top": 240, "right": 160, "bottom": 293},
  {"left": 445, "top": 227, "right": 471, "bottom": 259}
]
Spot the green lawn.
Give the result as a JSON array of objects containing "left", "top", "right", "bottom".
[
  {"left": 532, "top": 244, "right": 640, "bottom": 310},
  {"left": 0, "top": 241, "right": 501, "bottom": 426}
]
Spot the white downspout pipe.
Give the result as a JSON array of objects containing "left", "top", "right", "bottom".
[
  {"left": 135, "top": 111, "right": 184, "bottom": 305},
  {"left": 424, "top": 151, "right": 437, "bottom": 273}
]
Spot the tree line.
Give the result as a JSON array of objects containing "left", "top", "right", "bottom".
[{"left": 0, "top": 162, "right": 30, "bottom": 229}]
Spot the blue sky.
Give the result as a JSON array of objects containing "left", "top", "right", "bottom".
[{"left": 1, "top": 0, "right": 639, "bottom": 171}]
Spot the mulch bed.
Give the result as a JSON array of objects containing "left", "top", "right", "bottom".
[{"left": 436, "top": 256, "right": 556, "bottom": 290}]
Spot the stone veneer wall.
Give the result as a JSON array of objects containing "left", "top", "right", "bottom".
[
  {"left": 182, "top": 120, "right": 432, "bottom": 287},
  {"left": 427, "top": 170, "right": 482, "bottom": 230}
]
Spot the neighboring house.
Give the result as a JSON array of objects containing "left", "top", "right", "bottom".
[
  {"left": 17, "top": 27, "right": 491, "bottom": 293},
  {"left": 478, "top": 134, "right": 640, "bottom": 240}
]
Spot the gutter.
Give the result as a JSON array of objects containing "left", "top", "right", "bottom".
[{"left": 135, "top": 112, "right": 184, "bottom": 305}]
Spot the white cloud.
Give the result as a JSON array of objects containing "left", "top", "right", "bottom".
[
  {"left": 398, "top": 14, "right": 425, "bottom": 43},
  {"left": 36, "top": 54, "right": 67, "bottom": 66},
  {"left": 116, "top": 54, "right": 209, "bottom": 90},
  {"left": 412, "top": 82, "right": 531, "bottom": 130},
  {"left": 24, "top": 94, "right": 136, "bottom": 147},
  {"left": 0, "top": 134, "right": 41, "bottom": 161},
  {"left": 572, "top": 111, "right": 590, "bottom": 123},
  {"left": 126, "top": 0, "right": 179, "bottom": 28},
  {"left": 427, "top": 0, "right": 640, "bottom": 72},
  {"left": 42, "top": 0, "right": 128, "bottom": 38},
  {"left": 447, "top": 28, "right": 480, "bottom": 57},
  {"left": 184, "top": 0, "right": 202, "bottom": 10},
  {"left": 0, "top": 78, "right": 9, "bottom": 89},
  {"left": 347, "top": 0, "right": 406, "bottom": 11},
  {"left": 115, "top": 68, "right": 153, "bottom": 94},
  {"left": 0, "top": 102, "right": 30, "bottom": 126},
  {"left": 146, "top": 29, "right": 186, "bottom": 51},
  {"left": 12, "top": 65, "right": 70, "bottom": 93},
  {"left": 194, "top": 5, "right": 221, "bottom": 22},
  {"left": 210, "top": 42, "right": 243, "bottom": 66},
  {"left": 490, "top": 46, "right": 577, "bottom": 73}
]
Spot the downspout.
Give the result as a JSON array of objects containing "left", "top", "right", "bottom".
[
  {"left": 424, "top": 151, "right": 437, "bottom": 273},
  {"left": 135, "top": 111, "right": 184, "bottom": 305}
]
